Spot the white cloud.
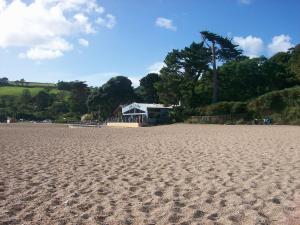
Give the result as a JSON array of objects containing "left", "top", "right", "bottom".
[
  {"left": 74, "top": 13, "right": 95, "bottom": 34},
  {"left": 148, "top": 62, "right": 165, "bottom": 73},
  {"left": 78, "top": 38, "right": 89, "bottom": 47},
  {"left": 18, "top": 37, "right": 73, "bottom": 60},
  {"left": 0, "top": 0, "right": 6, "bottom": 12},
  {"left": 233, "top": 35, "right": 263, "bottom": 58},
  {"left": 238, "top": 0, "right": 252, "bottom": 5},
  {"left": 41, "top": 38, "right": 73, "bottom": 51},
  {"left": 268, "top": 35, "right": 294, "bottom": 55},
  {"left": 96, "top": 14, "right": 116, "bottom": 29},
  {"left": 19, "top": 48, "right": 63, "bottom": 60},
  {"left": 155, "top": 17, "right": 176, "bottom": 31},
  {"left": 0, "top": 0, "right": 116, "bottom": 60}
]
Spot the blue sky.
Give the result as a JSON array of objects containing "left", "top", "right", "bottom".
[{"left": 0, "top": 0, "right": 299, "bottom": 87}]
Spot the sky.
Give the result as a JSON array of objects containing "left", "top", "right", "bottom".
[{"left": 0, "top": 0, "right": 299, "bottom": 87}]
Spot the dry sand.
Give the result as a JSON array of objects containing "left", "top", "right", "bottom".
[{"left": 0, "top": 123, "right": 300, "bottom": 225}]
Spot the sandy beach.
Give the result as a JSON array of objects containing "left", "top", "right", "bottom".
[{"left": 0, "top": 124, "right": 300, "bottom": 225}]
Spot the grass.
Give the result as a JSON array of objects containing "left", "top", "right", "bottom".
[
  {"left": 0, "top": 86, "right": 61, "bottom": 97},
  {"left": 8, "top": 81, "right": 57, "bottom": 87}
]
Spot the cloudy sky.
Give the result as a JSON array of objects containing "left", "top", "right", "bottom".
[{"left": 0, "top": 0, "right": 299, "bottom": 87}]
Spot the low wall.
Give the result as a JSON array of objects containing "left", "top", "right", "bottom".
[
  {"left": 187, "top": 114, "right": 248, "bottom": 124},
  {"left": 107, "top": 122, "right": 140, "bottom": 128}
]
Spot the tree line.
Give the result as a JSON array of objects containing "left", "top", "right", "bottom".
[{"left": 1, "top": 31, "right": 299, "bottom": 123}]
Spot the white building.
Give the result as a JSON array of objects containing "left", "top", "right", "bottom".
[{"left": 113, "top": 102, "right": 172, "bottom": 124}]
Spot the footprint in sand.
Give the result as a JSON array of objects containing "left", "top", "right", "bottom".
[{"left": 193, "top": 210, "right": 205, "bottom": 219}]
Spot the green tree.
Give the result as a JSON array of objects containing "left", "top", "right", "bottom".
[
  {"left": 200, "top": 31, "right": 242, "bottom": 103},
  {"left": 262, "top": 52, "right": 299, "bottom": 91},
  {"left": 49, "top": 102, "right": 69, "bottom": 116},
  {"left": 20, "top": 89, "right": 32, "bottom": 105},
  {"left": 289, "top": 44, "right": 300, "bottom": 81},
  {"left": 34, "top": 90, "right": 53, "bottom": 110},
  {"left": 20, "top": 78, "right": 26, "bottom": 86},
  {"left": 69, "top": 81, "right": 90, "bottom": 114},
  {"left": 156, "top": 42, "right": 210, "bottom": 107},
  {"left": 0, "top": 77, "right": 9, "bottom": 85},
  {"left": 17, "top": 90, "right": 34, "bottom": 120},
  {"left": 57, "top": 81, "right": 74, "bottom": 91},
  {"left": 138, "top": 73, "right": 161, "bottom": 103},
  {"left": 87, "top": 76, "right": 136, "bottom": 119},
  {"left": 218, "top": 57, "right": 267, "bottom": 101}
]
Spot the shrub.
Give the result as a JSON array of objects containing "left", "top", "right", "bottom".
[
  {"left": 247, "top": 86, "right": 300, "bottom": 124},
  {"left": 170, "top": 106, "right": 196, "bottom": 122},
  {"left": 198, "top": 102, "right": 247, "bottom": 116},
  {"left": 81, "top": 113, "right": 93, "bottom": 122},
  {"left": 55, "top": 112, "right": 81, "bottom": 123},
  {"left": 248, "top": 86, "right": 300, "bottom": 117}
]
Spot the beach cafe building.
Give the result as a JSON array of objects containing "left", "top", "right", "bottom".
[{"left": 109, "top": 102, "right": 172, "bottom": 126}]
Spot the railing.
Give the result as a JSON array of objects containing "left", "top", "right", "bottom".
[
  {"left": 107, "top": 116, "right": 147, "bottom": 124},
  {"left": 68, "top": 121, "right": 100, "bottom": 125}
]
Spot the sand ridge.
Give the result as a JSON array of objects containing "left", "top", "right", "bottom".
[{"left": 0, "top": 124, "right": 300, "bottom": 225}]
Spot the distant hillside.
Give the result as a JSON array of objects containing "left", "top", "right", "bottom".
[
  {"left": 7, "top": 81, "right": 57, "bottom": 87},
  {"left": 0, "top": 86, "right": 61, "bottom": 97},
  {"left": 0, "top": 81, "right": 83, "bottom": 122}
]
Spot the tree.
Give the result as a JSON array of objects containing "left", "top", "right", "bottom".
[
  {"left": 218, "top": 57, "right": 267, "bottom": 101},
  {"left": 156, "top": 42, "right": 210, "bottom": 107},
  {"left": 87, "top": 76, "right": 136, "bottom": 119},
  {"left": 200, "top": 31, "right": 242, "bottom": 103},
  {"left": 0, "top": 77, "right": 9, "bottom": 85},
  {"left": 49, "top": 102, "right": 69, "bottom": 116},
  {"left": 289, "top": 44, "right": 300, "bottom": 81},
  {"left": 262, "top": 52, "right": 299, "bottom": 91},
  {"left": 20, "top": 78, "right": 26, "bottom": 86},
  {"left": 20, "top": 89, "right": 32, "bottom": 105},
  {"left": 57, "top": 81, "right": 74, "bottom": 91},
  {"left": 15, "top": 89, "right": 33, "bottom": 118},
  {"left": 34, "top": 90, "right": 53, "bottom": 110},
  {"left": 138, "top": 73, "right": 161, "bottom": 103},
  {"left": 69, "top": 81, "right": 90, "bottom": 114}
]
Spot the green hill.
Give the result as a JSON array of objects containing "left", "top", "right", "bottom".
[
  {"left": 0, "top": 86, "right": 60, "bottom": 97},
  {"left": 8, "top": 81, "right": 57, "bottom": 87}
]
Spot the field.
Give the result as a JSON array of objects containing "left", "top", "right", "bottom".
[
  {"left": 0, "top": 86, "right": 61, "bottom": 97},
  {"left": 0, "top": 124, "right": 300, "bottom": 225},
  {"left": 8, "top": 82, "right": 57, "bottom": 87}
]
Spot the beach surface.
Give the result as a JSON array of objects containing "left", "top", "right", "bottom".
[{"left": 0, "top": 123, "right": 300, "bottom": 225}]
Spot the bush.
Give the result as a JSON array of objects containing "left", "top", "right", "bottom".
[
  {"left": 81, "top": 113, "right": 93, "bottom": 122},
  {"left": 198, "top": 102, "right": 247, "bottom": 116},
  {"left": 55, "top": 112, "right": 81, "bottom": 123},
  {"left": 282, "top": 106, "right": 300, "bottom": 124},
  {"left": 246, "top": 86, "right": 300, "bottom": 124},
  {"left": 247, "top": 86, "right": 300, "bottom": 122},
  {"left": 170, "top": 106, "right": 196, "bottom": 122},
  {"left": 190, "top": 87, "right": 300, "bottom": 125}
]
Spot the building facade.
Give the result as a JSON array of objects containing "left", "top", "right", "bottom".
[{"left": 112, "top": 102, "right": 172, "bottom": 125}]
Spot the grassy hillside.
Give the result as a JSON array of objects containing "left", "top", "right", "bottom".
[
  {"left": 8, "top": 81, "right": 57, "bottom": 87},
  {"left": 0, "top": 86, "right": 61, "bottom": 97}
]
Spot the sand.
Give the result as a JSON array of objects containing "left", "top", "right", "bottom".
[{"left": 0, "top": 123, "right": 300, "bottom": 225}]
